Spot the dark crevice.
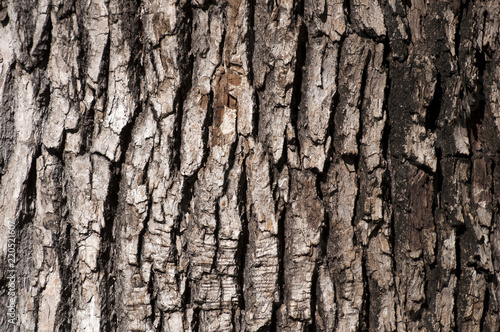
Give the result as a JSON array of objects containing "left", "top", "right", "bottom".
[
  {"left": 357, "top": 48, "right": 372, "bottom": 149},
  {"left": 31, "top": 12, "right": 52, "bottom": 72},
  {"left": 360, "top": 252, "right": 371, "bottom": 332},
  {"left": 318, "top": 0, "right": 328, "bottom": 23},
  {"left": 453, "top": 0, "right": 464, "bottom": 72},
  {"left": 266, "top": 0, "right": 274, "bottom": 13},
  {"left": 315, "top": 171, "right": 324, "bottom": 200},
  {"left": 247, "top": 0, "right": 258, "bottom": 139},
  {"left": 18, "top": 146, "right": 40, "bottom": 231},
  {"left": 295, "top": 0, "right": 305, "bottom": 18},
  {"left": 135, "top": 127, "right": 154, "bottom": 270},
  {"left": 269, "top": 304, "right": 278, "bottom": 332},
  {"left": 381, "top": 168, "right": 392, "bottom": 204},
  {"left": 286, "top": 22, "right": 308, "bottom": 169},
  {"left": 237, "top": 160, "right": 249, "bottom": 311},
  {"left": 344, "top": 155, "right": 360, "bottom": 243},
  {"left": 400, "top": 0, "right": 411, "bottom": 9},
  {"left": 220, "top": 135, "right": 240, "bottom": 202},
  {"left": 75, "top": 0, "right": 89, "bottom": 97},
  {"left": 146, "top": 269, "right": 158, "bottom": 332},
  {"left": 328, "top": 89, "right": 340, "bottom": 156},
  {"left": 36, "top": 78, "right": 51, "bottom": 109},
  {"left": 367, "top": 219, "right": 385, "bottom": 241},
  {"left": 99, "top": 161, "right": 118, "bottom": 332},
  {"left": 425, "top": 74, "right": 442, "bottom": 132},
  {"left": 252, "top": 89, "right": 260, "bottom": 138},
  {"left": 57, "top": 0, "right": 76, "bottom": 20},
  {"left": 479, "top": 287, "right": 490, "bottom": 331},
  {"left": 406, "top": 157, "right": 436, "bottom": 175},
  {"left": 381, "top": 47, "right": 391, "bottom": 161},
  {"left": 97, "top": 107, "right": 143, "bottom": 331},
  {"left": 114, "top": 100, "right": 141, "bottom": 163},
  {"left": 172, "top": 4, "right": 194, "bottom": 172},
  {"left": 435, "top": 148, "right": 443, "bottom": 193},
  {"left": 308, "top": 266, "right": 318, "bottom": 331},
  {"left": 333, "top": 273, "right": 339, "bottom": 329},
  {"left": 200, "top": 83, "right": 214, "bottom": 164},
  {"left": 466, "top": 260, "right": 491, "bottom": 276},
  {"left": 182, "top": 275, "right": 192, "bottom": 309},
  {"left": 231, "top": 307, "right": 239, "bottom": 332},
  {"left": 117, "top": 0, "right": 150, "bottom": 281},
  {"left": 54, "top": 220, "right": 74, "bottom": 332},
  {"left": 0, "top": 8, "right": 9, "bottom": 27},
  {"left": 275, "top": 117, "right": 291, "bottom": 173},
  {"left": 172, "top": 11, "right": 195, "bottom": 314},
  {"left": 178, "top": 173, "right": 198, "bottom": 308},
  {"left": 157, "top": 311, "right": 164, "bottom": 332},
  {"left": 149, "top": 274, "right": 157, "bottom": 326},
  {"left": 277, "top": 205, "right": 287, "bottom": 307},
  {"left": 344, "top": 0, "right": 351, "bottom": 22},
  {"left": 388, "top": 201, "right": 399, "bottom": 328},
  {"left": 246, "top": 0, "right": 255, "bottom": 83},
  {"left": 211, "top": 200, "right": 221, "bottom": 273},
  {"left": 192, "top": 306, "right": 201, "bottom": 332},
  {"left": 216, "top": 10, "right": 228, "bottom": 66},
  {"left": 178, "top": 173, "right": 198, "bottom": 225},
  {"left": 319, "top": 207, "right": 330, "bottom": 261},
  {"left": 122, "top": 0, "right": 144, "bottom": 98},
  {"left": 326, "top": 37, "right": 345, "bottom": 160},
  {"left": 466, "top": 50, "right": 486, "bottom": 142},
  {"left": 99, "top": 70, "right": 144, "bottom": 332}
]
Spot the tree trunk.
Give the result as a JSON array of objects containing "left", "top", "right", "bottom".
[{"left": 1, "top": 0, "right": 500, "bottom": 331}]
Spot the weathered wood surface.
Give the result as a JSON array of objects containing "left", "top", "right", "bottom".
[{"left": 0, "top": 0, "right": 499, "bottom": 331}]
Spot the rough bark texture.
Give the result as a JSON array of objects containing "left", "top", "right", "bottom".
[{"left": 1, "top": 0, "right": 500, "bottom": 331}]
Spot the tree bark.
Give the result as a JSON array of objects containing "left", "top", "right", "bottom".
[{"left": 1, "top": 0, "right": 500, "bottom": 331}]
